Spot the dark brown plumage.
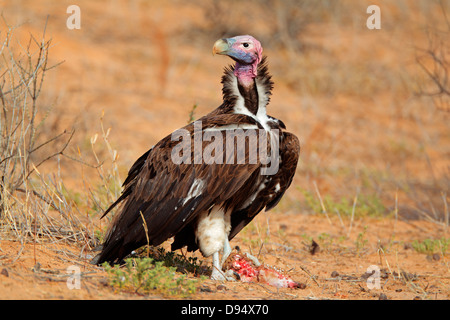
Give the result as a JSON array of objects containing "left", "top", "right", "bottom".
[{"left": 91, "top": 36, "right": 300, "bottom": 281}]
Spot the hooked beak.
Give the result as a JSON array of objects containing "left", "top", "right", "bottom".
[{"left": 212, "top": 38, "right": 229, "bottom": 55}]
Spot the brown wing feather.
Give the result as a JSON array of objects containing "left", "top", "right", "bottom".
[
  {"left": 93, "top": 114, "right": 262, "bottom": 264},
  {"left": 173, "top": 129, "right": 300, "bottom": 252},
  {"left": 265, "top": 131, "right": 300, "bottom": 210},
  {"left": 229, "top": 130, "right": 300, "bottom": 240}
]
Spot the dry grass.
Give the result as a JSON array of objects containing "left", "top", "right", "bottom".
[
  {"left": 0, "top": 18, "right": 119, "bottom": 264},
  {"left": 0, "top": 18, "right": 77, "bottom": 244}
]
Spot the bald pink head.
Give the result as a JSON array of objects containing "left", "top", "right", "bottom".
[{"left": 213, "top": 35, "right": 263, "bottom": 86}]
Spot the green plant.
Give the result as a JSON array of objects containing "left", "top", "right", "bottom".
[
  {"left": 145, "top": 246, "right": 210, "bottom": 277},
  {"left": 103, "top": 257, "right": 203, "bottom": 297},
  {"left": 317, "top": 232, "right": 333, "bottom": 249},
  {"left": 187, "top": 103, "right": 198, "bottom": 123},
  {"left": 355, "top": 226, "right": 369, "bottom": 256},
  {"left": 411, "top": 238, "right": 450, "bottom": 256},
  {"left": 301, "top": 189, "right": 386, "bottom": 218}
]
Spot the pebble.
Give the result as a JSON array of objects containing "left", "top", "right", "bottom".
[
  {"left": 331, "top": 271, "right": 339, "bottom": 277},
  {"left": 1, "top": 268, "right": 9, "bottom": 277},
  {"left": 379, "top": 293, "right": 388, "bottom": 300}
]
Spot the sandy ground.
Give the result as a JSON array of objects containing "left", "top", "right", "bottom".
[
  {"left": 0, "top": 0, "right": 449, "bottom": 300},
  {"left": 1, "top": 213, "right": 449, "bottom": 300}
]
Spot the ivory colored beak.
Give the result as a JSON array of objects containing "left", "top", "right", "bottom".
[{"left": 212, "top": 39, "right": 229, "bottom": 55}]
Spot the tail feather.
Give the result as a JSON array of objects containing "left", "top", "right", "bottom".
[{"left": 90, "top": 238, "right": 125, "bottom": 265}]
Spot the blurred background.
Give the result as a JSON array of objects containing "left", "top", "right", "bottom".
[{"left": 1, "top": 0, "right": 449, "bottom": 225}]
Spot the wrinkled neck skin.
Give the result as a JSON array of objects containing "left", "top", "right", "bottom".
[
  {"left": 234, "top": 62, "right": 256, "bottom": 88},
  {"left": 234, "top": 62, "right": 259, "bottom": 115}
]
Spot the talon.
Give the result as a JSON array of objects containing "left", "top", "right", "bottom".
[
  {"left": 210, "top": 268, "right": 226, "bottom": 281},
  {"left": 211, "top": 267, "right": 237, "bottom": 281},
  {"left": 225, "top": 269, "right": 238, "bottom": 281},
  {"left": 211, "top": 272, "right": 226, "bottom": 281}
]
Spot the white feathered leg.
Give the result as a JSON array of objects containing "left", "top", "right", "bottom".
[{"left": 195, "top": 206, "right": 234, "bottom": 281}]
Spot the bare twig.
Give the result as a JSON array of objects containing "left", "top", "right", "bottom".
[
  {"left": 313, "top": 180, "right": 332, "bottom": 225},
  {"left": 299, "top": 264, "right": 320, "bottom": 288},
  {"left": 415, "top": 5, "right": 450, "bottom": 112},
  {"left": 347, "top": 191, "right": 359, "bottom": 237}
]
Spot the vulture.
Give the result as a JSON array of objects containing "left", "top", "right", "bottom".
[{"left": 91, "top": 35, "right": 300, "bottom": 280}]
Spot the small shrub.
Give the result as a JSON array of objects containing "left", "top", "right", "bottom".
[
  {"left": 144, "top": 246, "right": 210, "bottom": 277},
  {"left": 103, "top": 257, "right": 203, "bottom": 297},
  {"left": 411, "top": 238, "right": 450, "bottom": 256}
]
